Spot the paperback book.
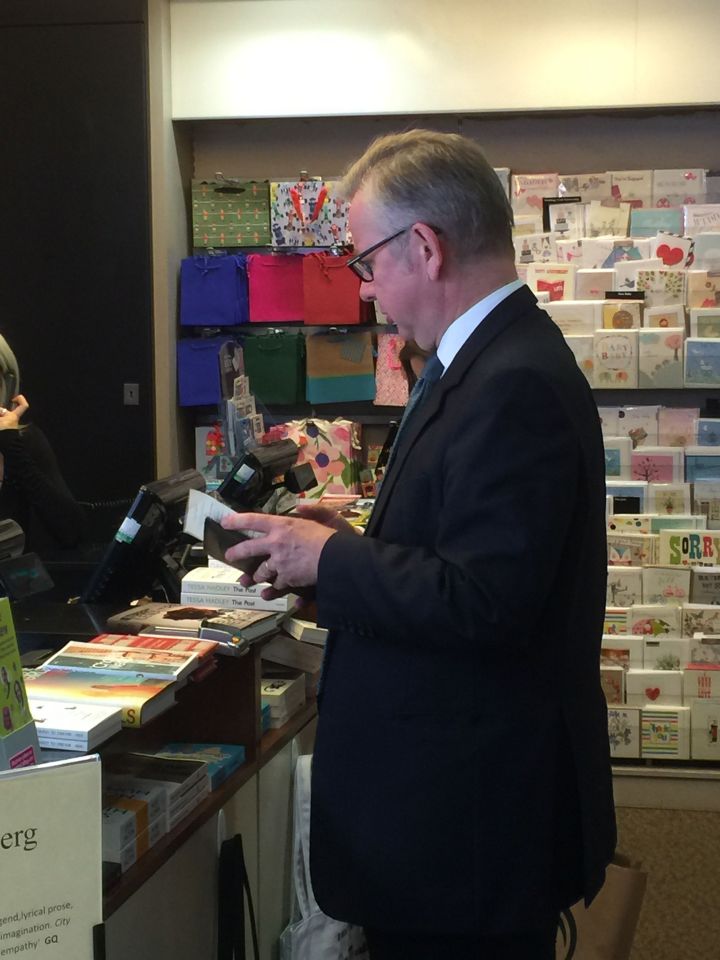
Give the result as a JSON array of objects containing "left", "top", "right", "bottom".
[
  {"left": 29, "top": 699, "right": 122, "bottom": 751},
  {"left": 23, "top": 668, "right": 178, "bottom": 728},
  {"left": 40, "top": 641, "right": 199, "bottom": 682}
]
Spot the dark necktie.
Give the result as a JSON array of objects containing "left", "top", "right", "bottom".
[{"left": 382, "top": 352, "right": 444, "bottom": 477}]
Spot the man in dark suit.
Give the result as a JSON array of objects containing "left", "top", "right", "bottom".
[{"left": 224, "top": 130, "right": 616, "bottom": 959}]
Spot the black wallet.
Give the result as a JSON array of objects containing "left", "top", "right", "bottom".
[{"left": 203, "top": 517, "right": 266, "bottom": 576}]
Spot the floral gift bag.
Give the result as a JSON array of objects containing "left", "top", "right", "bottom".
[{"left": 274, "top": 418, "right": 362, "bottom": 497}]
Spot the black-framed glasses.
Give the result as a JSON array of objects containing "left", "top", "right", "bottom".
[{"left": 346, "top": 227, "right": 409, "bottom": 282}]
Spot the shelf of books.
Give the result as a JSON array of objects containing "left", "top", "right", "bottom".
[{"left": 12, "top": 592, "right": 323, "bottom": 919}]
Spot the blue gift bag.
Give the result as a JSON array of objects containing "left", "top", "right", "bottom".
[
  {"left": 179, "top": 254, "right": 249, "bottom": 326},
  {"left": 177, "top": 336, "right": 232, "bottom": 406}
]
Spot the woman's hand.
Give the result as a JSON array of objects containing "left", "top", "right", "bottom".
[{"left": 0, "top": 394, "right": 29, "bottom": 431}]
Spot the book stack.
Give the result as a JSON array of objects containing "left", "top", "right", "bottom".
[
  {"left": 102, "top": 752, "right": 211, "bottom": 833},
  {"left": 24, "top": 658, "right": 178, "bottom": 732},
  {"left": 102, "top": 782, "right": 167, "bottom": 873},
  {"left": 30, "top": 700, "right": 123, "bottom": 752},
  {"left": 180, "top": 565, "right": 298, "bottom": 612},
  {"left": 260, "top": 673, "right": 306, "bottom": 729},
  {"left": 150, "top": 742, "right": 246, "bottom": 790},
  {"left": 89, "top": 633, "right": 219, "bottom": 682},
  {"left": 106, "top": 601, "right": 287, "bottom": 655}
]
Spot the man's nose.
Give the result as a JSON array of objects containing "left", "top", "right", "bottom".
[{"left": 359, "top": 279, "right": 376, "bottom": 302}]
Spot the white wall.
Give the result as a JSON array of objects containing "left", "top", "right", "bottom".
[{"left": 170, "top": 0, "right": 720, "bottom": 119}]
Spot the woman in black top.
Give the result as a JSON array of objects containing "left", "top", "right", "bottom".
[{"left": 0, "top": 335, "right": 85, "bottom": 552}]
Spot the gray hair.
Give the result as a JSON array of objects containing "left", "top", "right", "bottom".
[
  {"left": 0, "top": 335, "right": 20, "bottom": 408},
  {"left": 341, "top": 129, "right": 514, "bottom": 261}
]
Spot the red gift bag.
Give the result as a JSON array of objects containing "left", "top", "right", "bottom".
[
  {"left": 247, "top": 254, "right": 304, "bottom": 323},
  {"left": 302, "top": 254, "right": 362, "bottom": 326}
]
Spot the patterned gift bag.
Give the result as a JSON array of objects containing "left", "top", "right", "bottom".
[
  {"left": 270, "top": 179, "right": 350, "bottom": 247},
  {"left": 374, "top": 333, "right": 409, "bottom": 406},
  {"left": 192, "top": 179, "right": 271, "bottom": 248},
  {"left": 276, "top": 418, "right": 362, "bottom": 496}
]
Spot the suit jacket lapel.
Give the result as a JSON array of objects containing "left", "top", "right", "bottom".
[{"left": 366, "top": 286, "right": 537, "bottom": 536}]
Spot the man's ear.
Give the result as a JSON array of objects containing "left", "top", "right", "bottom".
[{"left": 411, "top": 223, "right": 444, "bottom": 280}]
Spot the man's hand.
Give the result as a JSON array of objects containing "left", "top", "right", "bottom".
[{"left": 221, "top": 511, "right": 338, "bottom": 597}]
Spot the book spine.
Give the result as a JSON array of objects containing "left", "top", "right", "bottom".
[
  {"left": 180, "top": 591, "right": 290, "bottom": 612},
  {"left": 33, "top": 726, "right": 88, "bottom": 742},
  {"left": 37, "top": 736, "right": 89, "bottom": 751},
  {"left": 181, "top": 578, "right": 270, "bottom": 596}
]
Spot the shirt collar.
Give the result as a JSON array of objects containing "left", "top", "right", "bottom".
[{"left": 436, "top": 278, "right": 526, "bottom": 373}]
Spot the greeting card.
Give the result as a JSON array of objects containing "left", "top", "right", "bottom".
[
  {"left": 658, "top": 528, "right": 720, "bottom": 566},
  {"left": 643, "top": 638, "right": 690, "bottom": 670},
  {"left": 579, "top": 238, "right": 616, "bottom": 269},
  {"left": 635, "top": 269, "right": 686, "bottom": 309},
  {"left": 608, "top": 706, "right": 640, "bottom": 758},
  {"left": 689, "top": 308, "right": 720, "bottom": 338},
  {"left": 657, "top": 407, "right": 700, "bottom": 447},
  {"left": 614, "top": 257, "right": 662, "bottom": 292},
  {"left": 693, "top": 482, "right": 720, "bottom": 530},
  {"left": 652, "top": 168, "right": 706, "bottom": 208},
  {"left": 638, "top": 328, "right": 685, "bottom": 388},
  {"left": 586, "top": 200, "right": 632, "bottom": 238},
  {"left": 512, "top": 233, "right": 556, "bottom": 265},
  {"left": 601, "top": 633, "right": 643, "bottom": 667},
  {"left": 616, "top": 406, "right": 660, "bottom": 447},
  {"left": 608, "top": 514, "right": 654, "bottom": 535},
  {"left": 511, "top": 173, "right": 560, "bottom": 215},
  {"left": 687, "top": 270, "right": 720, "bottom": 309},
  {"left": 684, "top": 339, "right": 720, "bottom": 386},
  {"left": 593, "top": 330, "right": 638, "bottom": 388},
  {"left": 564, "top": 336, "right": 594, "bottom": 385},
  {"left": 601, "top": 665, "right": 625, "bottom": 705},
  {"left": 607, "top": 531, "right": 657, "bottom": 566},
  {"left": 641, "top": 706, "right": 690, "bottom": 759},
  {"left": 603, "top": 299, "right": 643, "bottom": 330},
  {"left": 684, "top": 446, "right": 720, "bottom": 482},
  {"left": 697, "top": 419, "right": 720, "bottom": 446},
  {"left": 683, "top": 664, "right": 720, "bottom": 702},
  {"left": 626, "top": 669, "right": 683, "bottom": 706},
  {"left": 512, "top": 213, "right": 543, "bottom": 236},
  {"left": 631, "top": 445, "right": 684, "bottom": 482},
  {"left": 630, "top": 207, "right": 684, "bottom": 238},
  {"left": 544, "top": 300, "right": 601, "bottom": 335},
  {"left": 642, "top": 565, "right": 691, "bottom": 606},
  {"left": 690, "top": 700, "right": 720, "bottom": 760},
  {"left": 683, "top": 603, "right": 720, "bottom": 638},
  {"left": 610, "top": 170, "right": 653, "bottom": 207},
  {"left": 691, "top": 233, "right": 720, "bottom": 270},
  {"left": 558, "top": 173, "right": 612, "bottom": 202},
  {"left": 603, "top": 436, "right": 633, "bottom": 479},
  {"left": 575, "top": 268, "right": 615, "bottom": 300},
  {"left": 555, "top": 241, "right": 586, "bottom": 269},
  {"left": 646, "top": 482, "right": 692, "bottom": 516},
  {"left": 684, "top": 204, "right": 720, "bottom": 236},
  {"left": 643, "top": 305, "right": 685, "bottom": 329},
  {"left": 606, "top": 565, "right": 643, "bottom": 606},
  {"left": 649, "top": 234, "right": 694, "bottom": 268},
  {"left": 526, "top": 262, "right": 576, "bottom": 301},
  {"left": 628, "top": 604, "right": 682, "bottom": 639}
]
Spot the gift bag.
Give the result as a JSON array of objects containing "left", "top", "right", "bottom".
[
  {"left": 306, "top": 331, "right": 375, "bottom": 403},
  {"left": 180, "top": 253, "right": 249, "bottom": 326},
  {"left": 247, "top": 254, "right": 305, "bottom": 323},
  {"left": 177, "top": 336, "right": 232, "bottom": 406},
  {"left": 555, "top": 862, "right": 647, "bottom": 960},
  {"left": 270, "top": 180, "right": 350, "bottom": 247},
  {"left": 242, "top": 330, "right": 306, "bottom": 405},
  {"left": 302, "top": 254, "right": 362, "bottom": 325},
  {"left": 374, "top": 333, "right": 409, "bottom": 406},
  {"left": 279, "top": 419, "right": 362, "bottom": 496},
  {"left": 191, "top": 178, "right": 271, "bottom": 248},
  {"left": 279, "top": 755, "right": 368, "bottom": 960}
]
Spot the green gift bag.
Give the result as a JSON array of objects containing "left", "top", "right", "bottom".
[
  {"left": 192, "top": 179, "right": 271, "bottom": 248},
  {"left": 243, "top": 331, "right": 306, "bottom": 405}
]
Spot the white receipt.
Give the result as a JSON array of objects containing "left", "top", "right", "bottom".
[{"left": 183, "top": 489, "right": 264, "bottom": 541}]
